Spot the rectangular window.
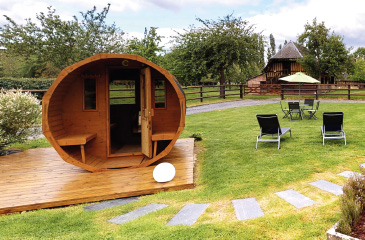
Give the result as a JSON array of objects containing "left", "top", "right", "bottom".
[
  {"left": 109, "top": 80, "right": 136, "bottom": 105},
  {"left": 154, "top": 79, "right": 165, "bottom": 108},
  {"left": 84, "top": 78, "right": 97, "bottom": 110}
]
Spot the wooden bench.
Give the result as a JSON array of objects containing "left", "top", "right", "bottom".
[
  {"left": 151, "top": 131, "right": 175, "bottom": 157},
  {"left": 56, "top": 133, "right": 97, "bottom": 163}
]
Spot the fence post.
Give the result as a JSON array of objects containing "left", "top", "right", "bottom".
[
  {"left": 244, "top": 85, "right": 246, "bottom": 96},
  {"left": 348, "top": 84, "right": 351, "bottom": 100},
  {"left": 316, "top": 84, "right": 318, "bottom": 100},
  {"left": 280, "top": 86, "right": 284, "bottom": 100},
  {"left": 239, "top": 84, "right": 243, "bottom": 99},
  {"left": 200, "top": 86, "right": 203, "bottom": 102}
]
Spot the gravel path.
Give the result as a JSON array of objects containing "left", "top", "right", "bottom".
[
  {"left": 32, "top": 99, "right": 365, "bottom": 139},
  {"left": 186, "top": 98, "right": 365, "bottom": 115}
]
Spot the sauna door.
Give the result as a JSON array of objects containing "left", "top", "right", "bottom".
[{"left": 140, "top": 67, "right": 152, "bottom": 158}]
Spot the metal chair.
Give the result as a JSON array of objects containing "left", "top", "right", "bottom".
[
  {"left": 303, "top": 99, "right": 314, "bottom": 110},
  {"left": 288, "top": 102, "right": 302, "bottom": 121},
  {"left": 321, "top": 112, "right": 346, "bottom": 146},
  {"left": 306, "top": 101, "right": 320, "bottom": 119},
  {"left": 280, "top": 100, "right": 290, "bottom": 118},
  {"left": 256, "top": 114, "right": 292, "bottom": 149}
]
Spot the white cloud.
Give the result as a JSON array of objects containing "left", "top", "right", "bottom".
[
  {"left": 0, "top": 1, "right": 49, "bottom": 25},
  {"left": 247, "top": 0, "right": 365, "bottom": 49}
]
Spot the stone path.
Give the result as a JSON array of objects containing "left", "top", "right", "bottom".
[
  {"left": 232, "top": 198, "right": 264, "bottom": 220},
  {"left": 167, "top": 203, "right": 210, "bottom": 226},
  {"left": 81, "top": 163, "right": 365, "bottom": 225},
  {"left": 108, "top": 203, "right": 168, "bottom": 224},
  {"left": 84, "top": 197, "right": 139, "bottom": 211},
  {"left": 309, "top": 180, "right": 343, "bottom": 196},
  {"left": 338, "top": 171, "right": 362, "bottom": 179},
  {"left": 275, "top": 189, "right": 316, "bottom": 209}
]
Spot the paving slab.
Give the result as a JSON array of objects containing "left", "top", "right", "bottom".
[
  {"left": 231, "top": 198, "right": 264, "bottom": 220},
  {"left": 108, "top": 203, "right": 168, "bottom": 224},
  {"left": 84, "top": 197, "right": 139, "bottom": 211},
  {"left": 275, "top": 189, "right": 316, "bottom": 209},
  {"left": 338, "top": 171, "right": 361, "bottom": 179},
  {"left": 309, "top": 180, "right": 343, "bottom": 196},
  {"left": 167, "top": 203, "right": 210, "bottom": 226}
]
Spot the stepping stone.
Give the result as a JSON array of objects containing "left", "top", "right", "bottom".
[
  {"left": 84, "top": 197, "right": 139, "bottom": 211},
  {"left": 108, "top": 203, "right": 168, "bottom": 224},
  {"left": 167, "top": 203, "right": 209, "bottom": 226},
  {"left": 309, "top": 180, "right": 343, "bottom": 196},
  {"left": 231, "top": 198, "right": 264, "bottom": 220},
  {"left": 275, "top": 189, "right": 316, "bottom": 209},
  {"left": 338, "top": 171, "right": 361, "bottom": 179},
  {"left": 360, "top": 163, "right": 365, "bottom": 168}
]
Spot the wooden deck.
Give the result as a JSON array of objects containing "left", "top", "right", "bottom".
[{"left": 0, "top": 138, "right": 194, "bottom": 215}]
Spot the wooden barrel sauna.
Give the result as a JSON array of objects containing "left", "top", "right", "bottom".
[{"left": 42, "top": 54, "right": 185, "bottom": 172}]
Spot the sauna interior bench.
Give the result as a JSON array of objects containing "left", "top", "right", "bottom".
[
  {"left": 56, "top": 133, "right": 97, "bottom": 163},
  {"left": 151, "top": 131, "right": 176, "bottom": 157}
]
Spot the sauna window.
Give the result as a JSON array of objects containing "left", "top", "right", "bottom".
[
  {"left": 84, "top": 78, "right": 97, "bottom": 110},
  {"left": 154, "top": 80, "right": 165, "bottom": 108},
  {"left": 109, "top": 80, "right": 136, "bottom": 105}
]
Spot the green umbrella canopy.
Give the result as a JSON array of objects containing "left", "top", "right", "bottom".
[
  {"left": 279, "top": 72, "right": 320, "bottom": 83},
  {"left": 279, "top": 72, "right": 320, "bottom": 101}
]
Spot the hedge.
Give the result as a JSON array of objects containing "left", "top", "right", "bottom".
[
  {"left": 0, "top": 78, "right": 55, "bottom": 90},
  {"left": 0, "top": 78, "right": 55, "bottom": 100}
]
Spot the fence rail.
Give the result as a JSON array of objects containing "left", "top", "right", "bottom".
[{"left": 6, "top": 82, "right": 365, "bottom": 103}]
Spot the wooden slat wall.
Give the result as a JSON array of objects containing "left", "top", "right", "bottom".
[
  {"left": 152, "top": 80, "right": 180, "bottom": 133},
  {"left": 291, "top": 62, "right": 305, "bottom": 73},
  {"left": 62, "top": 65, "right": 107, "bottom": 158}
]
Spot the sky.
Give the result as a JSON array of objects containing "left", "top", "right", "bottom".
[{"left": 0, "top": 0, "right": 364, "bottom": 51}]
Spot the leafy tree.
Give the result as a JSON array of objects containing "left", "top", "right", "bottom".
[
  {"left": 266, "top": 33, "right": 276, "bottom": 61},
  {"left": 350, "top": 58, "right": 365, "bottom": 81},
  {"left": 166, "top": 14, "right": 264, "bottom": 95},
  {"left": 297, "top": 18, "right": 353, "bottom": 82},
  {"left": 126, "top": 27, "right": 164, "bottom": 65},
  {"left": 352, "top": 47, "right": 365, "bottom": 59},
  {"left": 0, "top": 4, "right": 125, "bottom": 77}
]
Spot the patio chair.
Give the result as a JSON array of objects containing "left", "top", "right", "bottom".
[
  {"left": 321, "top": 112, "right": 346, "bottom": 146},
  {"left": 256, "top": 114, "right": 292, "bottom": 149},
  {"left": 288, "top": 102, "right": 302, "bottom": 121},
  {"left": 280, "top": 100, "right": 290, "bottom": 118},
  {"left": 306, "top": 101, "right": 320, "bottom": 119},
  {"left": 303, "top": 99, "right": 314, "bottom": 110}
]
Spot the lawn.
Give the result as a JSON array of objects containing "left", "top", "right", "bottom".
[{"left": 1, "top": 102, "right": 364, "bottom": 239}]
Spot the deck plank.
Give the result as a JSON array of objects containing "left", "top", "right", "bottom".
[{"left": 0, "top": 138, "right": 194, "bottom": 214}]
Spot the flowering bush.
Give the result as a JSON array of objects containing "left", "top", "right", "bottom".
[{"left": 0, "top": 89, "right": 41, "bottom": 155}]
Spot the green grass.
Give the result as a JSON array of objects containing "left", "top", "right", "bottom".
[{"left": 2, "top": 102, "right": 364, "bottom": 239}]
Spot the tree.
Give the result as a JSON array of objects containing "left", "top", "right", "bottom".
[
  {"left": 0, "top": 4, "right": 125, "bottom": 77},
  {"left": 126, "top": 27, "right": 164, "bottom": 65},
  {"left": 266, "top": 33, "right": 276, "bottom": 62},
  {"left": 350, "top": 58, "right": 365, "bottom": 81},
  {"left": 297, "top": 18, "right": 353, "bottom": 82},
  {"left": 352, "top": 47, "right": 365, "bottom": 59},
  {"left": 166, "top": 14, "right": 264, "bottom": 95}
]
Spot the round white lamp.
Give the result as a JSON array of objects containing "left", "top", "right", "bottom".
[{"left": 153, "top": 162, "right": 176, "bottom": 183}]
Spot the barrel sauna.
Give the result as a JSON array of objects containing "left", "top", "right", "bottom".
[{"left": 42, "top": 54, "right": 185, "bottom": 172}]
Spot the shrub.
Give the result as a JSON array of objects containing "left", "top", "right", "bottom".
[
  {"left": 0, "top": 78, "right": 54, "bottom": 100},
  {"left": 190, "top": 132, "right": 203, "bottom": 141},
  {"left": 0, "top": 89, "right": 42, "bottom": 155},
  {"left": 337, "top": 171, "right": 365, "bottom": 235}
]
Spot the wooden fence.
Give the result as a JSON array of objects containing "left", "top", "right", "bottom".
[{"left": 9, "top": 82, "right": 365, "bottom": 103}]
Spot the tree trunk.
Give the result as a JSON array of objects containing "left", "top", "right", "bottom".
[{"left": 219, "top": 67, "right": 225, "bottom": 98}]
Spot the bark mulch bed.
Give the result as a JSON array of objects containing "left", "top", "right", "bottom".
[{"left": 351, "top": 210, "right": 365, "bottom": 239}]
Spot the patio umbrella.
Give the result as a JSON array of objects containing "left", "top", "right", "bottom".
[{"left": 279, "top": 72, "right": 320, "bottom": 101}]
